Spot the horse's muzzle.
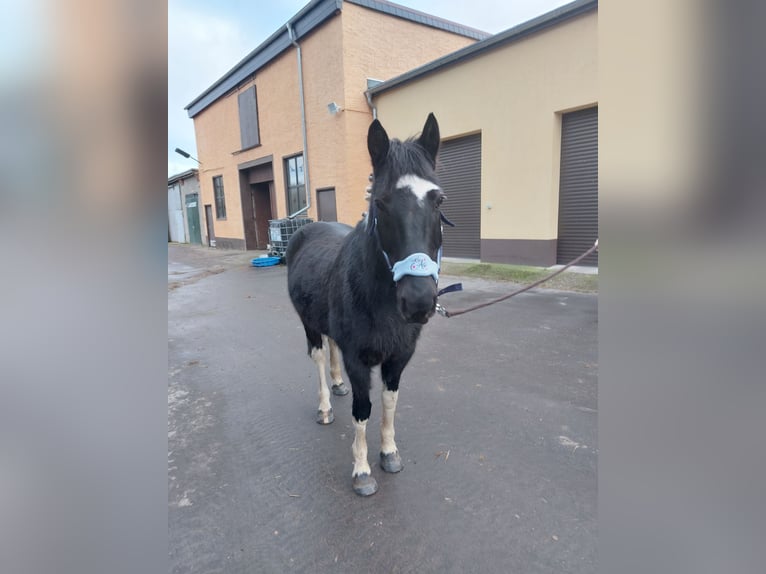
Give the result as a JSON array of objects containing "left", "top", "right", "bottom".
[{"left": 396, "top": 276, "right": 438, "bottom": 324}]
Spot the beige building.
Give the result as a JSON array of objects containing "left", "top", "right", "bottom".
[
  {"left": 185, "top": 0, "right": 487, "bottom": 250},
  {"left": 368, "top": 0, "right": 598, "bottom": 266}
]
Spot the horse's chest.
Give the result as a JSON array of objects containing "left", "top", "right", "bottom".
[
  {"left": 330, "top": 303, "right": 418, "bottom": 363},
  {"left": 365, "top": 316, "right": 420, "bottom": 364}
]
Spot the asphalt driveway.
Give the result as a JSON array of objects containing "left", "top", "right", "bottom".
[{"left": 168, "top": 244, "right": 597, "bottom": 573}]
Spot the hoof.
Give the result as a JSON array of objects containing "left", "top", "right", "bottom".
[
  {"left": 331, "top": 382, "right": 349, "bottom": 396},
  {"left": 352, "top": 473, "right": 378, "bottom": 496},
  {"left": 316, "top": 408, "right": 334, "bottom": 425},
  {"left": 380, "top": 451, "right": 403, "bottom": 473}
]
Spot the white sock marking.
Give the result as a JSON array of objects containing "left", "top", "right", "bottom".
[
  {"left": 312, "top": 341, "right": 331, "bottom": 415},
  {"left": 396, "top": 174, "right": 441, "bottom": 205},
  {"left": 352, "top": 418, "right": 371, "bottom": 477},
  {"left": 380, "top": 389, "right": 399, "bottom": 455},
  {"left": 328, "top": 338, "right": 343, "bottom": 387}
]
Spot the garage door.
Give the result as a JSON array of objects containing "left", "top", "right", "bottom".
[
  {"left": 557, "top": 107, "right": 598, "bottom": 266},
  {"left": 436, "top": 133, "right": 481, "bottom": 259}
]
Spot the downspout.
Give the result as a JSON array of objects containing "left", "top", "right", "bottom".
[
  {"left": 287, "top": 22, "right": 311, "bottom": 218},
  {"left": 365, "top": 91, "right": 377, "bottom": 120}
]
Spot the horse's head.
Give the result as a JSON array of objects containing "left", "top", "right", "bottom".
[{"left": 367, "top": 113, "right": 444, "bottom": 324}]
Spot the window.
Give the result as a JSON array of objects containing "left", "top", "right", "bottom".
[
  {"left": 213, "top": 176, "right": 226, "bottom": 220},
  {"left": 284, "top": 155, "right": 306, "bottom": 215},
  {"left": 238, "top": 85, "right": 260, "bottom": 150}
]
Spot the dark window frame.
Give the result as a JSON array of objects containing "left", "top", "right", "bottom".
[
  {"left": 212, "top": 175, "right": 227, "bottom": 220},
  {"left": 283, "top": 153, "right": 306, "bottom": 216}
]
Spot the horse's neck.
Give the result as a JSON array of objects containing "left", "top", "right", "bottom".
[{"left": 354, "top": 230, "right": 397, "bottom": 304}]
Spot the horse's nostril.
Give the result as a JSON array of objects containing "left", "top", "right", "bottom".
[
  {"left": 397, "top": 277, "right": 438, "bottom": 322},
  {"left": 399, "top": 296, "right": 436, "bottom": 324},
  {"left": 409, "top": 311, "right": 430, "bottom": 324}
]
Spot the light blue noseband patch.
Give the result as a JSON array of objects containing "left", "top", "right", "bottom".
[{"left": 391, "top": 252, "right": 440, "bottom": 283}]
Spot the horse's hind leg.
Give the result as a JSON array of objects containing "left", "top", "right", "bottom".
[
  {"left": 304, "top": 328, "right": 334, "bottom": 425},
  {"left": 327, "top": 337, "right": 349, "bottom": 396}
]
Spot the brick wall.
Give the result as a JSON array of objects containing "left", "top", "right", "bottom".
[
  {"left": 191, "top": 3, "right": 481, "bottom": 243},
  {"left": 338, "top": 2, "right": 479, "bottom": 225}
]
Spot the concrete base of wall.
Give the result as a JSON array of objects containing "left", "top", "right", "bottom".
[
  {"left": 212, "top": 237, "right": 247, "bottom": 250},
  {"left": 481, "top": 238, "right": 557, "bottom": 267}
]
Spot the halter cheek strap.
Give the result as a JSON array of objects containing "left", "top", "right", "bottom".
[{"left": 366, "top": 197, "right": 454, "bottom": 284}]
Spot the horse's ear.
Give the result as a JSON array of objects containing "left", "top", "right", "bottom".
[
  {"left": 418, "top": 113, "right": 440, "bottom": 166},
  {"left": 367, "top": 119, "right": 390, "bottom": 171}
]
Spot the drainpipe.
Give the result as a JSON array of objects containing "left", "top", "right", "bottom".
[
  {"left": 286, "top": 22, "right": 311, "bottom": 219},
  {"left": 365, "top": 91, "right": 377, "bottom": 120},
  {"left": 365, "top": 79, "right": 383, "bottom": 119}
]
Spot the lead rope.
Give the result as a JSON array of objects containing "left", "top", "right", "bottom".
[{"left": 436, "top": 239, "right": 598, "bottom": 318}]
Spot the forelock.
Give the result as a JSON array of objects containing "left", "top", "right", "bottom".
[{"left": 373, "top": 138, "right": 434, "bottom": 195}]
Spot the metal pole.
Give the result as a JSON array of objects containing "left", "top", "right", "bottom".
[{"left": 286, "top": 22, "right": 311, "bottom": 219}]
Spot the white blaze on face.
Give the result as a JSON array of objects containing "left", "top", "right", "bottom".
[{"left": 396, "top": 174, "right": 440, "bottom": 206}]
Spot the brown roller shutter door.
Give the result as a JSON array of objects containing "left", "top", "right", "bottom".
[
  {"left": 557, "top": 107, "right": 598, "bottom": 266},
  {"left": 436, "top": 133, "right": 482, "bottom": 259}
]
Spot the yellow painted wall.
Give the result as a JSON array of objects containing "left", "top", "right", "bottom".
[{"left": 372, "top": 10, "right": 597, "bottom": 242}]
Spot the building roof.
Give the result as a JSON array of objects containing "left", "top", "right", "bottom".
[
  {"left": 367, "top": 0, "right": 597, "bottom": 97},
  {"left": 168, "top": 168, "right": 199, "bottom": 186},
  {"left": 184, "top": 0, "right": 490, "bottom": 118}
]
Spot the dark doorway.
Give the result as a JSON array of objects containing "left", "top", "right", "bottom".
[
  {"left": 240, "top": 160, "right": 275, "bottom": 250},
  {"left": 204, "top": 204, "right": 216, "bottom": 247},
  {"left": 250, "top": 182, "right": 273, "bottom": 249},
  {"left": 317, "top": 187, "right": 337, "bottom": 222}
]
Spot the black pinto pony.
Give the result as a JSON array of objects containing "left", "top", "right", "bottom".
[{"left": 286, "top": 114, "right": 446, "bottom": 496}]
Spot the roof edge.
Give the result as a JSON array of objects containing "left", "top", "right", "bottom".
[
  {"left": 367, "top": 0, "right": 597, "bottom": 97},
  {"left": 184, "top": 0, "right": 493, "bottom": 118},
  {"left": 168, "top": 168, "right": 199, "bottom": 185},
  {"left": 184, "top": 0, "right": 341, "bottom": 117}
]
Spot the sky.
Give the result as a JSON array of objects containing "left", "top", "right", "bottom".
[{"left": 168, "top": 0, "right": 572, "bottom": 176}]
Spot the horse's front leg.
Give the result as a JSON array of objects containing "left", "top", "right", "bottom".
[
  {"left": 344, "top": 355, "right": 377, "bottom": 496},
  {"left": 379, "top": 353, "right": 413, "bottom": 473}
]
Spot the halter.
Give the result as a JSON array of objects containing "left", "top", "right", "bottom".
[{"left": 366, "top": 197, "right": 456, "bottom": 285}]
